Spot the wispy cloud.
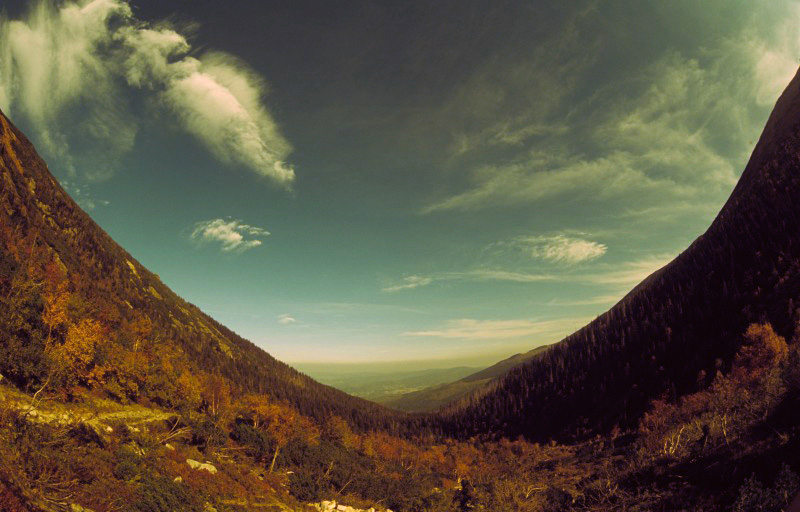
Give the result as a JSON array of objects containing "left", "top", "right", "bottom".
[
  {"left": 381, "top": 275, "right": 433, "bottom": 293},
  {"left": 191, "top": 218, "right": 270, "bottom": 252},
  {"left": 404, "top": 317, "right": 590, "bottom": 341},
  {"left": 0, "top": 0, "right": 294, "bottom": 184},
  {"left": 513, "top": 234, "right": 607, "bottom": 264},
  {"left": 581, "top": 254, "right": 674, "bottom": 289},
  {"left": 463, "top": 269, "right": 558, "bottom": 283},
  {"left": 383, "top": 253, "right": 671, "bottom": 294},
  {"left": 277, "top": 313, "right": 297, "bottom": 325},
  {"left": 382, "top": 270, "right": 556, "bottom": 293},
  {"left": 423, "top": 6, "right": 800, "bottom": 214}
]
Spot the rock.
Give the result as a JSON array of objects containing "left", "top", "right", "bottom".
[
  {"left": 173, "top": 476, "right": 183, "bottom": 483},
  {"left": 69, "top": 505, "right": 95, "bottom": 512},
  {"left": 105, "top": 426, "right": 113, "bottom": 433},
  {"left": 311, "top": 502, "right": 380, "bottom": 512},
  {"left": 164, "top": 443, "right": 175, "bottom": 451},
  {"left": 186, "top": 459, "right": 217, "bottom": 474},
  {"left": 203, "top": 504, "right": 218, "bottom": 512}
]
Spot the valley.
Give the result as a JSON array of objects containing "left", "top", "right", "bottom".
[{"left": 2, "top": 2, "right": 800, "bottom": 511}]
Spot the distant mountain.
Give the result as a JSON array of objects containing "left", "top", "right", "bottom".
[
  {"left": 0, "top": 110, "right": 399, "bottom": 431},
  {"left": 295, "top": 365, "right": 481, "bottom": 404},
  {"left": 386, "top": 346, "right": 549, "bottom": 412},
  {"left": 436, "top": 67, "right": 800, "bottom": 441}
]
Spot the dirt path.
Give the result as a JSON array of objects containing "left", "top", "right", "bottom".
[{"left": 0, "top": 382, "right": 174, "bottom": 431}]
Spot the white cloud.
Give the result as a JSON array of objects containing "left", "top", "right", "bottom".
[
  {"left": 382, "top": 270, "right": 557, "bottom": 292},
  {"left": 278, "top": 313, "right": 297, "bottom": 325},
  {"left": 191, "top": 218, "right": 270, "bottom": 252},
  {"left": 462, "top": 269, "right": 558, "bottom": 283},
  {"left": 404, "top": 317, "right": 590, "bottom": 341},
  {"left": 382, "top": 275, "right": 433, "bottom": 293},
  {"left": 0, "top": 0, "right": 294, "bottom": 184},
  {"left": 514, "top": 234, "right": 607, "bottom": 264}
]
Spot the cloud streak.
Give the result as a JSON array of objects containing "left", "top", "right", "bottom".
[
  {"left": 381, "top": 275, "right": 433, "bottom": 293},
  {"left": 0, "top": 0, "right": 294, "bottom": 184},
  {"left": 404, "top": 317, "right": 590, "bottom": 341},
  {"left": 191, "top": 218, "right": 270, "bottom": 252},
  {"left": 382, "top": 270, "right": 557, "bottom": 293},
  {"left": 383, "top": 254, "right": 671, "bottom": 294}
]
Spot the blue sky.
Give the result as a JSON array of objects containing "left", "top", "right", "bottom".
[{"left": 1, "top": 0, "right": 799, "bottom": 366}]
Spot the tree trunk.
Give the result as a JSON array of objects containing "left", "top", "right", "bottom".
[{"left": 269, "top": 444, "right": 280, "bottom": 473}]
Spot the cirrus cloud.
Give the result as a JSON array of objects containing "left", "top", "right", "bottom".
[{"left": 404, "top": 317, "right": 591, "bottom": 341}]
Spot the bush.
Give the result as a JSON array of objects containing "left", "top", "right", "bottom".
[
  {"left": 231, "top": 421, "right": 271, "bottom": 461},
  {"left": 129, "top": 474, "right": 205, "bottom": 512},
  {"left": 113, "top": 447, "right": 142, "bottom": 482},
  {"left": 289, "top": 471, "right": 321, "bottom": 502},
  {"left": 542, "top": 486, "right": 572, "bottom": 512},
  {"left": 733, "top": 465, "right": 799, "bottom": 512}
]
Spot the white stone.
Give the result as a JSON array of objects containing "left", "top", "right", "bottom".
[{"left": 186, "top": 459, "right": 217, "bottom": 474}]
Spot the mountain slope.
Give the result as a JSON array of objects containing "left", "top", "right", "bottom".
[
  {"left": 0, "top": 110, "right": 400, "bottom": 431},
  {"left": 436, "top": 67, "right": 800, "bottom": 441},
  {"left": 386, "top": 345, "right": 550, "bottom": 412}
]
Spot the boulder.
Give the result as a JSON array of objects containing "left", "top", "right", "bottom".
[{"left": 186, "top": 459, "right": 217, "bottom": 474}]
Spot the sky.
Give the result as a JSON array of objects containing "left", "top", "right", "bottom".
[{"left": 0, "top": 0, "right": 799, "bottom": 368}]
